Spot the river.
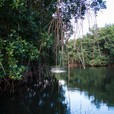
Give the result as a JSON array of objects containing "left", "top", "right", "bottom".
[{"left": 0, "top": 67, "right": 114, "bottom": 114}]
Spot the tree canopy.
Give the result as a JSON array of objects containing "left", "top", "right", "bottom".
[
  {"left": 0, "top": 0, "right": 106, "bottom": 80},
  {"left": 65, "top": 24, "right": 114, "bottom": 67}
]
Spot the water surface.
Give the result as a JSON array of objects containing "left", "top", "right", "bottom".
[
  {"left": 0, "top": 67, "right": 114, "bottom": 114},
  {"left": 60, "top": 67, "right": 114, "bottom": 114}
]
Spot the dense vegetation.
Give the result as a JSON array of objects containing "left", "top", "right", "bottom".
[
  {"left": 65, "top": 24, "right": 114, "bottom": 67},
  {"left": 0, "top": 0, "right": 106, "bottom": 93},
  {"left": 0, "top": 0, "right": 56, "bottom": 80}
]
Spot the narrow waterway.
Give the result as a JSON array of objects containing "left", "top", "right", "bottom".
[{"left": 0, "top": 67, "right": 114, "bottom": 114}]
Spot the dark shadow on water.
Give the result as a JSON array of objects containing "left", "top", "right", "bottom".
[
  {"left": 0, "top": 82, "right": 70, "bottom": 114},
  {"left": 1, "top": 67, "right": 114, "bottom": 114}
]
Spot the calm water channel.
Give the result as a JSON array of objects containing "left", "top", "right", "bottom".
[{"left": 0, "top": 67, "right": 114, "bottom": 114}]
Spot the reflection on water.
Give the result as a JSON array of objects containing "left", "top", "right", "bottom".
[
  {"left": 63, "top": 67, "right": 114, "bottom": 114},
  {"left": 51, "top": 67, "right": 66, "bottom": 73},
  {"left": 0, "top": 67, "right": 114, "bottom": 114},
  {"left": 0, "top": 81, "right": 70, "bottom": 114},
  {"left": 65, "top": 88, "right": 114, "bottom": 114}
]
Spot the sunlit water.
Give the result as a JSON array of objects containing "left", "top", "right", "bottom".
[
  {"left": 0, "top": 67, "right": 114, "bottom": 114},
  {"left": 60, "top": 80, "right": 114, "bottom": 114},
  {"left": 58, "top": 67, "right": 114, "bottom": 114}
]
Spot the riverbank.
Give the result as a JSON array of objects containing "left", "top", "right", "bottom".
[
  {"left": 0, "top": 71, "right": 58, "bottom": 97},
  {"left": 68, "top": 63, "right": 114, "bottom": 68}
]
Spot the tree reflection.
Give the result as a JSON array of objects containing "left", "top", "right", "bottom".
[
  {"left": 66, "top": 67, "right": 114, "bottom": 108},
  {"left": 0, "top": 82, "right": 70, "bottom": 114}
]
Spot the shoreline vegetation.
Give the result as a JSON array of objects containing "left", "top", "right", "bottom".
[
  {"left": 0, "top": 0, "right": 108, "bottom": 96},
  {"left": 67, "top": 63, "right": 114, "bottom": 68},
  {"left": 0, "top": 66, "right": 58, "bottom": 96},
  {"left": 65, "top": 25, "right": 114, "bottom": 69}
]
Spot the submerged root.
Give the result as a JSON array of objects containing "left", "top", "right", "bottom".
[{"left": 0, "top": 73, "right": 58, "bottom": 97}]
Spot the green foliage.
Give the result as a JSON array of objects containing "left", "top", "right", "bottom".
[
  {"left": 10, "top": 0, "right": 25, "bottom": 9},
  {"left": 0, "top": 0, "right": 55, "bottom": 80},
  {"left": 65, "top": 24, "right": 114, "bottom": 66},
  {"left": 0, "top": 0, "right": 107, "bottom": 80},
  {"left": 0, "top": 0, "right": 5, "bottom": 7},
  {"left": 0, "top": 30, "right": 40, "bottom": 79}
]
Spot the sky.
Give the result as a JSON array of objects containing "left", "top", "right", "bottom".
[
  {"left": 96, "top": 0, "right": 114, "bottom": 27},
  {"left": 70, "top": 0, "right": 114, "bottom": 39}
]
